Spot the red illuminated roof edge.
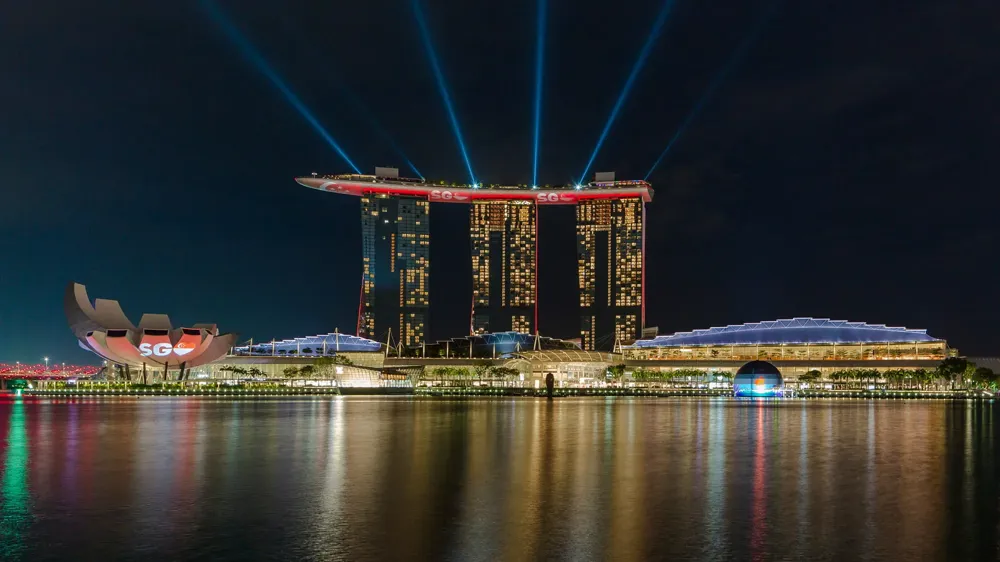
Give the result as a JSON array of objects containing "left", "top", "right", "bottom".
[{"left": 295, "top": 178, "right": 653, "bottom": 204}]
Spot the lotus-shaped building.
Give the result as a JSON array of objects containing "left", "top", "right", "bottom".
[{"left": 65, "top": 282, "right": 236, "bottom": 369}]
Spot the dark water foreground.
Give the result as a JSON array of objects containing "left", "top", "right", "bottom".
[{"left": 0, "top": 397, "right": 997, "bottom": 561}]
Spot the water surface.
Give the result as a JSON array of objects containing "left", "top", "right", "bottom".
[{"left": 0, "top": 397, "right": 996, "bottom": 561}]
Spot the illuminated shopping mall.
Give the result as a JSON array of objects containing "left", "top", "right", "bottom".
[
  {"left": 168, "top": 317, "right": 955, "bottom": 390},
  {"left": 622, "top": 317, "right": 950, "bottom": 380}
]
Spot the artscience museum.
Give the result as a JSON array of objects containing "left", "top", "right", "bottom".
[{"left": 65, "top": 282, "right": 237, "bottom": 380}]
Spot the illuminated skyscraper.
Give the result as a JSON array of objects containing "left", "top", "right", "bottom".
[
  {"left": 470, "top": 200, "right": 537, "bottom": 335},
  {"left": 297, "top": 170, "right": 650, "bottom": 346},
  {"left": 359, "top": 193, "right": 430, "bottom": 346},
  {"left": 576, "top": 197, "right": 644, "bottom": 350}
]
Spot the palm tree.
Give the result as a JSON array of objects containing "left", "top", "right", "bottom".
[{"left": 799, "top": 370, "right": 822, "bottom": 384}]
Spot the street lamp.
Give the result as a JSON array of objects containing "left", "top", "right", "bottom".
[{"left": 44, "top": 357, "right": 49, "bottom": 370}]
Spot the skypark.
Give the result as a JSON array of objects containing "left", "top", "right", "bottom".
[{"left": 296, "top": 170, "right": 653, "bottom": 205}]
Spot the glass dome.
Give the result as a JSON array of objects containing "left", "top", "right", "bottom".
[{"left": 733, "top": 361, "right": 784, "bottom": 397}]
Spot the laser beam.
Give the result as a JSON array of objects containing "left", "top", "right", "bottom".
[
  {"left": 645, "top": 2, "right": 780, "bottom": 180},
  {"left": 203, "top": 1, "right": 360, "bottom": 173},
  {"left": 344, "top": 89, "right": 425, "bottom": 179},
  {"left": 276, "top": 13, "right": 424, "bottom": 179},
  {"left": 578, "top": 0, "right": 677, "bottom": 184},
  {"left": 411, "top": 0, "right": 477, "bottom": 185},
  {"left": 532, "top": 0, "right": 548, "bottom": 187}
]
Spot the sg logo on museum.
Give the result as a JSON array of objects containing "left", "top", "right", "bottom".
[{"left": 138, "top": 341, "right": 196, "bottom": 357}]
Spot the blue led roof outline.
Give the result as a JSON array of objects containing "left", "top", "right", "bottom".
[
  {"left": 629, "top": 317, "right": 942, "bottom": 347},
  {"left": 233, "top": 332, "right": 383, "bottom": 354}
]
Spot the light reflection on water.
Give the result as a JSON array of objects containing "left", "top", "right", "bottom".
[
  {"left": 0, "top": 397, "right": 997, "bottom": 561},
  {"left": 0, "top": 399, "right": 28, "bottom": 560}
]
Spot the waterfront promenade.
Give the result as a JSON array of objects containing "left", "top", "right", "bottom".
[{"left": 16, "top": 384, "right": 994, "bottom": 400}]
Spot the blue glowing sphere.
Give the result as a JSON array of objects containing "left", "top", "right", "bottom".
[{"left": 733, "top": 360, "right": 783, "bottom": 397}]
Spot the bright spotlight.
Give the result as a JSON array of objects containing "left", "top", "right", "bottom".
[
  {"left": 202, "top": 1, "right": 360, "bottom": 174},
  {"left": 574, "top": 184, "right": 582, "bottom": 190},
  {"left": 645, "top": 1, "right": 779, "bottom": 180},
  {"left": 578, "top": 0, "right": 677, "bottom": 183},
  {"left": 411, "top": 0, "right": 477, "bottom": 185},
  {"left": 532, "top": 185, "right": 538, "bottom": 190}
]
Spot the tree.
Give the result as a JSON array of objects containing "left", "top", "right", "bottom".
[
  {"left": 882, "top": 369, "right": 907, "bottom": 389},
  {"left": 631, "top": 368, "right": 654, "bottom": 382},
  {"left": 607, "top": 364, "right": 626, "bottom": 382},
  {"left": 969, "top": 366, "right": 997, "bottom": 390},
  {"left": 490, "top": 366, "right": 519, "bottom": 386},
  {"left": 667, "top": 368, "right": 710, "bottom": 385},
  {"left": 913, "top": 368, "right": 934, "bottom": 389},
  {"left": 219, "top": 365, "right": 248, "bottom": 379},
  {"left": 490, "top": 366, "right": 519, "bottom": 378},
  {"left": 282, "top": 366, "right": 300, "bottom": 378},
  {"left": 247, "top": 367, "right": 265, "bottom": 379},
  {"left": 298, "top": 365, "right": 316, "bottom": 378},
  {"left": 799, "top": 370, "right": 822, "bottom": 384},
  {"left": 937, "top": 357, "right": 969, "bottom": 389},
  {"left": 474, "top": 361, "right": 492, "bottom": 379},
  {"left": 430, "top": 367, "right": 471, "bottom": 383},
  {"left": 314, "top": 357, "right": 336, "bottom": 379},
  {"left": 714, "top": 371, "right": 734, "bottom": 381}
]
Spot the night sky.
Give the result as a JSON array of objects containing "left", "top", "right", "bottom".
[{"left": 2, "top": 0, "right": 997, "bottom": 363}]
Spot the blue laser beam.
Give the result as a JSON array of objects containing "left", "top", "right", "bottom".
[
  {"left": 532, "top": 0, "right": 548, "bottom": 187},
  {"left": 400, "top": 154, "right": 425, "bottom": 180},
  {"left": 203, "top": 1, "right": 360, "bottom": 173},
  {"left": 344, "top": 88, "right": 425, "bottom": 178},
  {"left": 411, "top": 0, "right": 476, "bottom": 185},
  {"left": 578, "top": 0, "right": 677, "bottom": 184},
  {"left": 276, "top": 13, "right": 423, "bottom": 178},
  {"left": 645, "top": 2, "right": 780, "bottom": 180}
]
